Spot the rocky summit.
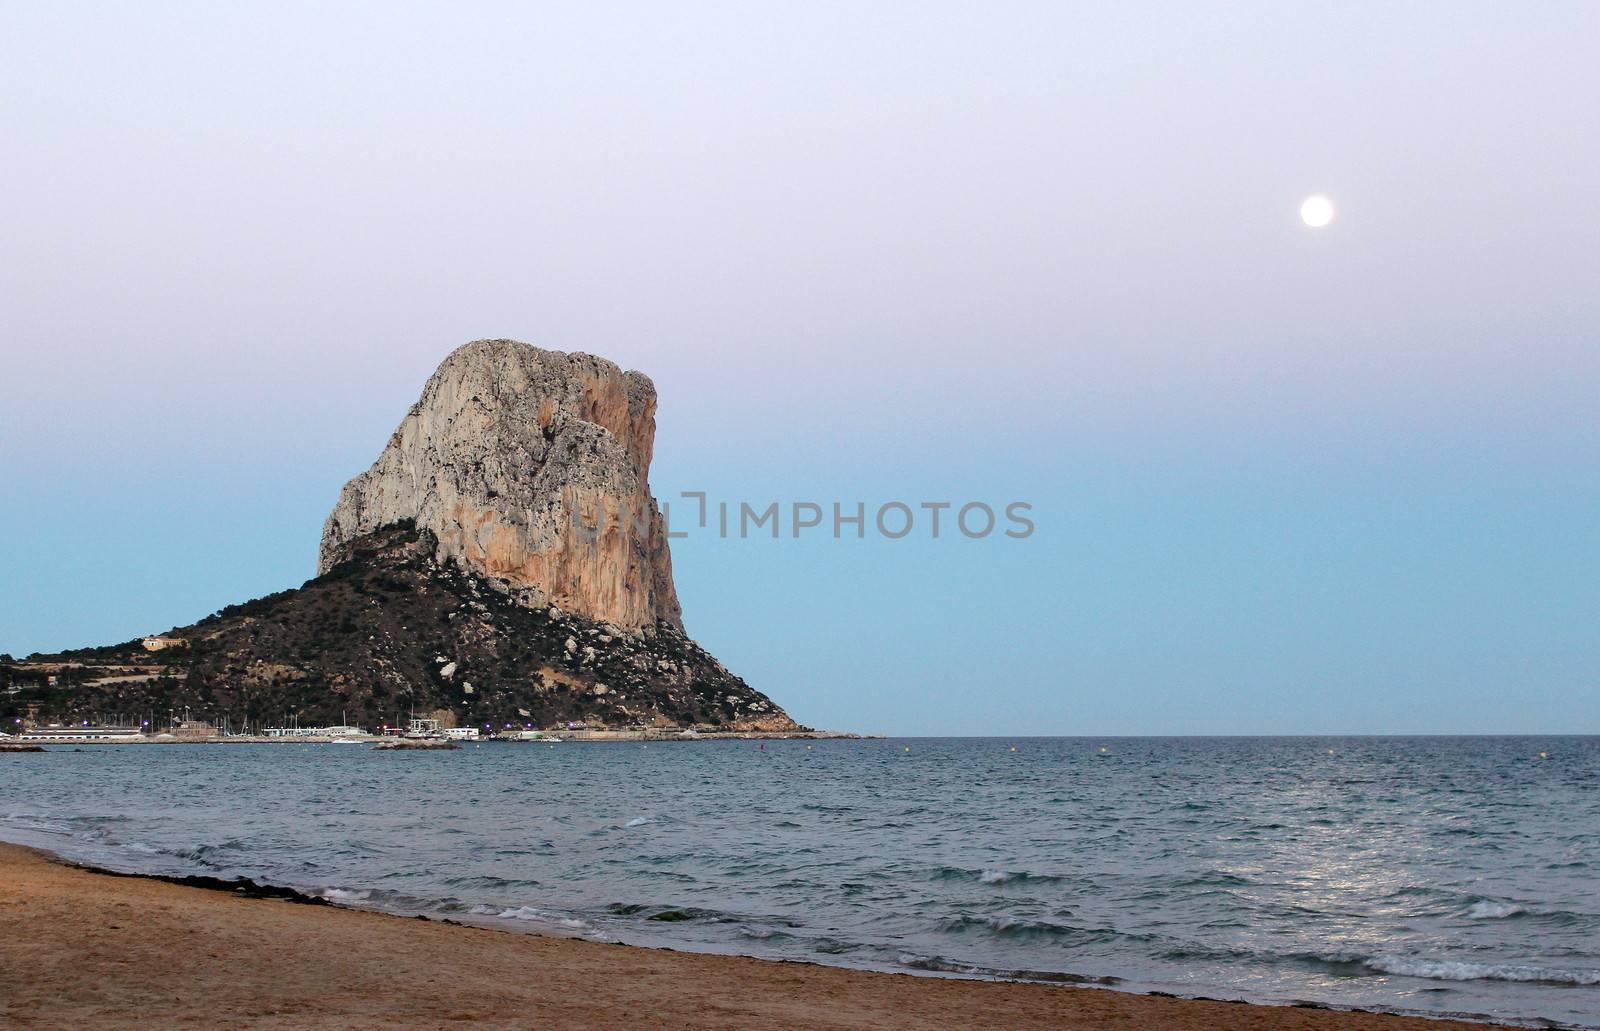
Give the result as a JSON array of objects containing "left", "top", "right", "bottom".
[
  {"left": 11, "top": 341, "right": 798, "bottom": 733},
  {"left": 321, "top": 339, "right": 681, "bottom": 631}
]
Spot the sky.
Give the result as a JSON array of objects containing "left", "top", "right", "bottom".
[{"left": 1, "top": 2, "right": 1596, "bottom": 734}]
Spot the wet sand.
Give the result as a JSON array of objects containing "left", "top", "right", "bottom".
[{"left": 0, "top": 843, "right": 1509, "bottom": 1030}]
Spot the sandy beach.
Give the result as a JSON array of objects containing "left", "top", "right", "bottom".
[{"left": 0, "top": 843, "right": 1513, "bottom": 1030}]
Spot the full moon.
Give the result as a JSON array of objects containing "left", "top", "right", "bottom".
[{"left": 1300, "top": 194, "right": 1335, "bottom": 228}]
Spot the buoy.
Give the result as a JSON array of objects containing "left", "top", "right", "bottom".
[
  {"left": 1540, "top": 751, "right": 1549, "bottom": 759},
  {"left": 904, "top": 745, "right": 911, "bottom": 753},
  {"left": 1099, "top": 746, "right": 1108, "bottom": 753},
  {"left": 1327, "top": 748, "right": 1335, "bottom": 755},
  {"left": 1010, "top": 746, "right": 1017, "bottom": 752}
]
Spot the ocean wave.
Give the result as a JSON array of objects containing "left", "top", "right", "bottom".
[
  {"left": 896, "top": 953, "right": 1120, "bottom": 985},
  {"left": 734, "top": 927, "right": 863, "bottom": 955},
  {"left": 977, "top": 868, "right": 1064, "bottom": 885},
  {"left": 165, "top": 839, "right": 250, "bottom": 869},
  {"left": 490, "top": 905, "right": 590, "bottom": 930},
  {"left": 1161, "top": 942, "right": 1281, "bottom": 964},
  {"left": 1374, "top": 888, "right": 1584, "bottom": 925},
  {"left": 645, "top": 908, "right": 708, "bottom": 923},
  {"left": 1365, "top": 955, "right": 1600, "bottom": 986},
  {"left": 931, "top": 865, "right": 1062, "bottom": 886},
  {"left": 625, "top": 816, "right": 654, "bottom": 828},
  {"left": 1372, "top": 885, "right": 1543, "bottom": 922},
  {"left": 1163, "top": 871, "right": 1254, "bottom": 890},
  {"left": 439, "top": 874, "right": 544, "bottom": 890},
  {"left": 896, "top": 954, "right": 988, "bottom": 976},
  {"left": 319, "top": 887, "right": 373, "bottom": 903},
  {"left": 1159, "top": 945, "right": 1600, "bottom": 988},
  {"left": 605, "top": 902, "right": 800, "bottom": 927},
  {"left": 0, "top": 815, "right": 74, "bottom": 835},
  {"left": 936, "top": 914, "right": 1134, "bottom": 944}
]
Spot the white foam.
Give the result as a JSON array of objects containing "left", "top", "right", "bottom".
[
  {"left": 625, "top": 816, "right": 654, "bottom": 827},
  {"left": 1367, "top": 955, "right": 1600, "bottom": 986},
  {"left": 320, "top": 888, "right": 372, "bottom": 903},
  {"left": 495, "top": 905, "right": 589, "bottom": 929},
  {"left": 1465, "top": 900, "right": 1525, "bottom": 919},
  {"left": 979, "top": 869, "right": 1012, "bottom": 884}
]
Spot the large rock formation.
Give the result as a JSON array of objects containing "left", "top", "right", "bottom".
[
  {"left": 320, "top": 339, "right": 682, "bottom": 631},
  {"left": 16, "top": 340, "right": 803, "bottom": 734}
]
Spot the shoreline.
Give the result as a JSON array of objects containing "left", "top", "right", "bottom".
[
  {"left": 0, "top": 841, "right": 1525, "bottom": 1030},
  {"left": 4, "top": 730, "right": 866, "bottom": 745}
]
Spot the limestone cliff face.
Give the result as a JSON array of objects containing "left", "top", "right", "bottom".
[{"left": 319, "top": 339, "right": 683, "bottom": 631}]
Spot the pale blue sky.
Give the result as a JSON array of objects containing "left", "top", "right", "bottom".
[{"left": 1, "top": 2, "right": 1596, "bottom": 733}]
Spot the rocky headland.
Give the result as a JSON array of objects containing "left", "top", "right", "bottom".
[{"left": 5, "top": 340, "right": 799, "bottom": 735}]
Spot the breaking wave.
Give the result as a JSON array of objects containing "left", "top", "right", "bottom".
[
  {"left": 931, "top": 865, "right": 1063, "bottom": 886},
  {"left": 318, "top": 887, "right": 372, "bottom": 903},
  {"left": 483, "top": 905, "right": 591, "bottom": 931},
  {"left": 1364, "top": 955, "right": 1600, "bottom": 987}
]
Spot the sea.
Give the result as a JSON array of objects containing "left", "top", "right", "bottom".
[{"left": 2, "top": 736, "right": 1596, "bottom": 1028}]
